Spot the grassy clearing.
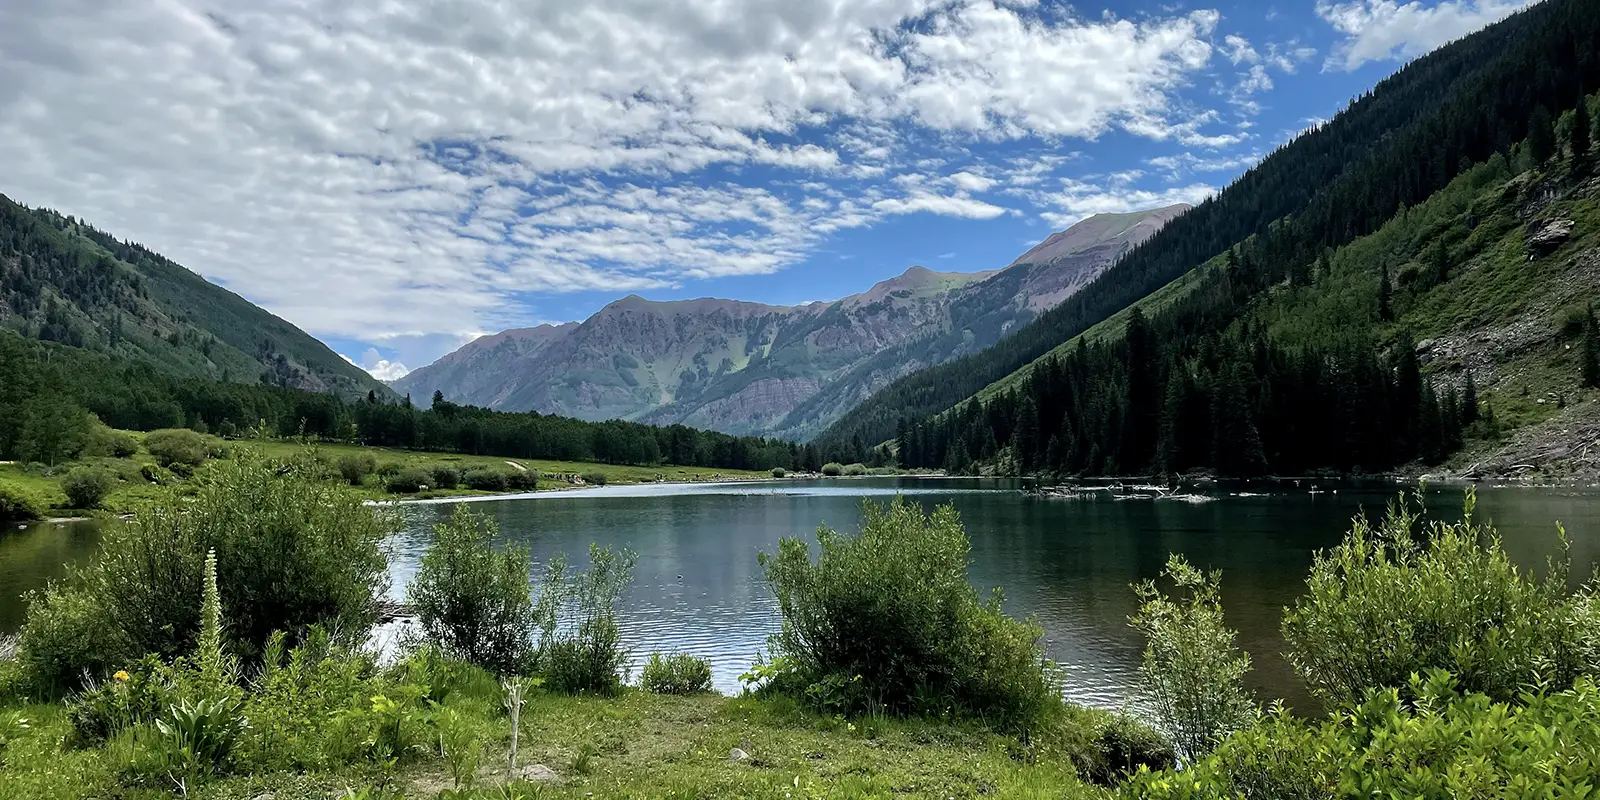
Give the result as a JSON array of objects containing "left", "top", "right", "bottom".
[
  {"left": 0, "top": 688, "right": 1108, "bottom": 800},
  {"left": 0, "top": 433, "right": 776, "bottom": 519}
]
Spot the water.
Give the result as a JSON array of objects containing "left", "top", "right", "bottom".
[{"left": 6, "top": 477, "right": 1599, "bottom": 711}]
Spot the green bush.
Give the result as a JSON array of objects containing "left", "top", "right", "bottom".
[
  {"left": 1123, "top": 672, "right": 1600, "bottom": 799},
  {"left": 143, "top": 428, "right": 210, "bottom": 468},
  {"left": 770, "top": 467, "right": 786, "bottom": 478},
  {"left": 337, "top": 453, "right": 377, "bottom": 486},
  {"left": 428, "top": 465, "right": 461, "bottom": 490},
  {"left": 842, "top": 463, "right": 868, "bottom": 476},
  {"left": 375, "top": 461, "right": 403, "bottom": 477},
  {"left": 407, "top": 506, "right": 553, "bottom": 674},
  {"left": 61, "top": 467, "right": 116, "bottom": 510},
  {"left": 385, "top": 467, "right": 432, "bottom": 494},
  {"left": 759, "top": 499, "right": 1059, "bottom": 728},
  {"left": 820, "top": 462, "right": 844, "bottom": 476},
  {"left": 1281, "top": 489, "right": 1585, "bottom": 705},
  {"left": 65, "top": 655, "right": 173, "bottom": 747},
  {"left": 543, "top": 544, "right": 635, "bottom": 696},
  {"left": 505, "top": 469, "right": 538, "bottom": 491},
  {"left": 85, "top": 424, "right": 139, "bottom": 459},
  {"left": 462, "top": 470, "right": 509, "bottom": 492},
  {"left": 0, "top": 482, "right": 41, "bottom": 522},
  {"left": 1075, "top": 711, "right": 1175, "bottom": 786},
  {"left": 579, "top": 471, "right": 608, "bottom": 486},
  {"left": 1130, "top": 555, "right": 1257, "bottom": 760},
  {"left": 640, "top": 652, "right": 714, "bottom": 695},
  {"left": 15, "top": 450, "right": 392, "bottom": 692}
]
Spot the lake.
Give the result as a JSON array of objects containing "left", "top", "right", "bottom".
[{"left": 5, "top": 477, "right": 1599, "bottom": 711}]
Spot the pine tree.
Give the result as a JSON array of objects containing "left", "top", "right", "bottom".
[
  {"left": 1462, "top": 372, "right": 1480, "bottom": 425},
  {"left": 1572, "top": 92, "right": 1592, "bottom": 174},
  {"left": 1378, "top": 264, "right": 1394, "bottom": 322},
  {"left": 1012, "top": 395, "right": 1040, "bottom": 471},
  {"left": 1528, "top": 105, "right": 1556, "bottom": 164},
  {"left": 1583, "top": 304, "right": 1600, "bottom": 389}
]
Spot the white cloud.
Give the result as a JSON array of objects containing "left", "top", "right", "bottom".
[
  {"left": 1316, "top": 0, "right": 1535, "bottom": 70},
  {"left": 1223, "top": 35, "right": 1259, "bottom": 64},
  {"left": 1037, "top": 175, "right": 1215, "bottom": 229},
  {"left": 0, "top": 0, "right": 1242, "bottom": 363},
  {"left": 343, "top": 350, "right": 411, "bottom": 381}
]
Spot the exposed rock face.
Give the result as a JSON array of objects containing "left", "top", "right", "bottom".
[
  {"left": 1527, "top": 217, "right": 1575, "bottom": 256},
  {"left": 395, "top": 204, "right": 1190, "bottom": 436}
]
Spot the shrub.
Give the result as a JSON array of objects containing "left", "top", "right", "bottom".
[
  {"left": 375, "top": 461, "right": 403, "bottom": 477},
  {"left": 770, "top": 467, "right": 786, "bottom": 478},
  {"left": 85, "top": 424, "right": 139, "bottom": 459},
  {"left": 15, "top": 450, "right": 392, "bottom": 692},
  {"left": 543, "top": 544, "right": 635, "bottom": 695},
  {"left": 640, "top": 652, "right": 714, "bottom": 695},
  {"left": 386, "top": 467, "right": 432, "bottom": 494},
  {"left": 462, "top": 470, "right": 509, "bottom": 492},
  {"left": 337, "top": 453, "right": 377, "bottom": 486},
  {"left": 842, "top": 463, "right": 867, "bottom": 476},
  {"left": 428, "top": 465, "right": 461, "bottom": 490},
  {"left": 237, "top": 628, "right": 384, "bottom": 771},
  {"left": 144, "top": 428, "right": 209, "bottom": 468},
  {"left": 61, "top": 467, "right": 116, "bottom": 510},
  {"left": 1281, "top": 489, "right": 1584, "bottom": 706},
  {"left": 1130, "top": 555, "right": 1257, "bottom": 761},
  {"left": 65, "top": 655, "right": 173, "bottom": 747},
  {"left": 820, "top": 462, "right": 844, "bottom": 476},
  {"left": 506, "top": 469, "right": 538, "bottom": 491},
  {"left": 579, "top": 471, "right": 608, "bottom": 486},
  {"left": 407, "top": 506, "right": 553, "bottom": 675},
  {"left": 759, "top": 499, "right": 1059, "bottom": 728},
  {"left": 1123, "top": 672, "right": 1600, "bottom": 800},
  {"left": 140, "top": 463, "right": 175, "bottom": 486},
  {"left": 0, "top": 482, "right": 41, "bottom": 522}
]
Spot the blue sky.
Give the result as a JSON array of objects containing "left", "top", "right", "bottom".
[{"left": 0, "top": 0, "right": 1538, "bottom": 377}]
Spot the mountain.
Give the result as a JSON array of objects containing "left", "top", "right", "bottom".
[
  {"left": 0, "top": 195, "right": 390, "bottom": 399},
  {"left": 849, "top": 0, "right": 1600, "bottom": 479},
  {"left": 395, "top": 204, "right": 1188, "bottom": 437},
  {"left": 816, "top": 0, "right": 1599, "bottom": 460}
]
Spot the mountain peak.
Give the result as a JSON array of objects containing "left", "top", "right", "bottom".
[{"left": 1009, "top": 204, "right": 1190, "bottom": 270}]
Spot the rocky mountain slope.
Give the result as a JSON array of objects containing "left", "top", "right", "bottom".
[
  {"left": 0, "top": 194, "right": 391, "bottom": 399},
  {"left": 395, "top": 205, "right": 1188, "bottom": 436}
]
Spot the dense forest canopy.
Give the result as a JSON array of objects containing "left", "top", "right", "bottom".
[{"left": 817, "top": 0, "right": 1600, "bottom": 458}]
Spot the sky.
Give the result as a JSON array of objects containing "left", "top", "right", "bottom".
[{"left": 0, "top": 0, "right": 1540, "bottom": 379}]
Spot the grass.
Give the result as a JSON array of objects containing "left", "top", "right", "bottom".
[
  {"left": 0, "top": 691, "right": 1110, "bottom": 800},
  {"left": 1, "top": 434, "right": 776, "bottom": 519}
]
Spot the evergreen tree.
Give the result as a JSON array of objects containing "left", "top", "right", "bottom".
[
  {"left": 1528, "top": 105, "right": 1556, "bottom": 164},
  {"left": 1462, "top": 372, "right": 1480, "bottom": 425},
  {"left": 1012, "top": 395, "right": 1040, "bottom": 472},
  {"left": 1378, "top": 264, "right": 1394, "bottom": 322},
  {"left": 1121, "top": 308, "right": 1160, "bottom": 473},
  {"left": 1583, "top": 304, "right": 1600, "bottom": 389}
]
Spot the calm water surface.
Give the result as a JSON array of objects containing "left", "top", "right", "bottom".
[{"left": 5, "top": 477, "right": 1599, "bottom": 711}]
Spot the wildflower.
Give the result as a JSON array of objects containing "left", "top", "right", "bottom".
[{"left": 113, "top": 670, "right": 130, "bottom": 682}]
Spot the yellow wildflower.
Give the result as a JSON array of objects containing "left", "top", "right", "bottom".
[{"left": 113, "top": 670, "right": 130, "bottom": 682}]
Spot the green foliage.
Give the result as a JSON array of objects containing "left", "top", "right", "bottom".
[
  {"left": 640, "top": 652, "right": 714, "bottom": 695},
  {"left": 842, "top": 463, "right": 868, "bottom": 476},
  {"left": 143, "top": 428, "right": 208, "bottom": 468},
  {"left": 65, "top": 656, "right": 172, "bottom": 748},
  {"left": 0, "top": 481, "right": 42, "bottom": 522},
  {"left": 60, "top": 467, "right": 115, "bottom": 510},
  {"left": 84, "top": 425, "right": 139, "bottom": 459},
  {"left": 236, "top": 628, "right": 383, "bottom": 771},
  {"left": 1281, "top": 489, "right": 1588, "bottom": 706},
  {"left": 337, "top": 453, "right": 377, "bottom": 486},
  {"left": 820, "top": 462, "right": 844, "bottom": 476},
  {"left": 1130, "top": 555, "right": 1257, "bottom": 760},
  {"left": 462, "top": 469, "right": 509, "bottom": 491},
  {"left": 1123, "top": 672, "right": 1600, "bottom": 799},
  {"left": 579, "top": 471, "right": 607, "bottom": 486},
  {"left": 429, "top": 464, "right": 461, "bottom": 490},
  {"left": 770, "top": 467, "right": 786, "bottom": 478},
  {"left": 151, "top": 696, "right": 245, "bottom": 782},
  {"left": 1076, "top": 712, "right": 1176, "bottom": 786},
  {"left": 13, "top": 400, "right": 92, "bottom": 465},
  {"left": 542, "top": 544, "right": 635, "bottom": 696},
  {"left": 385, "top": 467, "right": 432, "bottom": 494},
  {"left": 760, "top": 499, "right": 1059, "bottom": 729},
  {"left": 15, "top": 450, "right": 392, "bottom": 692},
  {"left": 408, "top": 506, "right": 553, "bottom": 675}
]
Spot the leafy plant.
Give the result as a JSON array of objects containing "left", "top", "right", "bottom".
[
  {"left": 1281, "top": 489, "right": 1586, "bottom": 705},
  {"left": 429, "top": 465, "right": 462, "bottom": 490},
  {"left": 1130, "top": 555, "right": 1257, "bottom": 761},
  {"left": 152, "top": 696, "right": 245, "bottom": 781},
  {"left": 143, "top": 428, "right": 209, "bottom": 468},
  {"left": 0, "top": 481, "right": 42, "bottom": 522},
  {"left": 820, "top": 462, "right": 844, "bottom": 477},
  {"left": 543, "top": 544, "right": 635, "bottom": 695},
  {"left": 65, "top": 655, "right": 172, "bottom": 747},
  {"left": 386, "top": 467, "right": 432, "bottom": 494},
  {"left": 759, "top": 499, "right": 1059, "bottom": 729},
  {"left": 337, "top": 453, "right": 377, "bottom": 486},
  {"left": 61, "top": 467, "right": 116, "bottom": 509},
  {"left": 433, "top": 705, "right": 484, "bottom": 789},
  {"left": 408, "top": 506, "right": 555, "bottom": 675},
  {"left": 640, "top": 652, "right": 714, "bottom": 695},
  {"left": 770, "top": 467, "right": 786, "bottom": 478},
  {"left": 579, "top": 471, "right": 607, "bottom": 486}
]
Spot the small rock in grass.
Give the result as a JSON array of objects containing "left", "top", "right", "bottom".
[{"left": 729, "top": 747, "right": 750, "bottom": 761}]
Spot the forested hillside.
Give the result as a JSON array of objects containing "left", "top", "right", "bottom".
[
  {"left": 0, "top": 195, "right": 389, "bottom": 398},
  {"left": 0, "top": 330, "right": 801, "bottom": 471},
  {"left": 817, "top": 0, "right": 1600, "bottom": 460}
]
